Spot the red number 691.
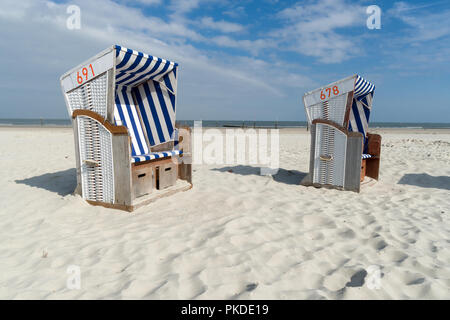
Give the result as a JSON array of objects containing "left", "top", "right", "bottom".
[{"left": 76, "top": 64, "right": 95, "bottom": 85}]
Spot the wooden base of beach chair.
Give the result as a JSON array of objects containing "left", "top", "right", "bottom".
[
  {"left": 132, "top": 159, "right": 178, "bottom": 190},
  {"left": 131, "top": 179, "right": 192, "bottom": 211},
  {"left": 360, "top": 157, "right": 381, "bottom": 182},
  {"left": 131, "top": 157, "right": 185, "bottom": 196},
  {"left": 366, "top": 133, "right": 381, "bottom": 180},
  {"left": 132, "top": 163, "right": 154, "bottom": 198},
  {"left": 365, "top": 157, "right": 380, "bottom": 180},
  {"left": 360, "top": 133, "right": 382, "bottom": 182},
  {"left": 360, "top": 159, "right": 366, "bottom": 182},
  {"left": 158, "top": 162, "right": 178, "bottom": 189},
  {"left": 130, "top": 126, "right": 193, "bottom": 193},
  {"left": 178, "top": 163, "right": 192, "bottom": 184},
  {"left": 86, "top": 179, "right": 192, "bottom": 212},
  {"left": 300, "top": 173, "right": 346, "bottom": 191}
]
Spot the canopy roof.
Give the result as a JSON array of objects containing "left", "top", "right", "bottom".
[
  {"left": 114, "top": 45, "right": 178, "bottom": 91},
  {"left": 303, "top": 74, "right": 375, "bottom": 108},
  {"left": 60, "top": 45, "right": 179, "bottom": 95},
  {"left": 354, "top": 75, "right": 375, "bottom": 99},
  {"left": 112, "top": 46, "right": 179, "bottom": 149}
]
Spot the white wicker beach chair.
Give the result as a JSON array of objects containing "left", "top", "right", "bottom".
[
  {"left": 60, "top": 45, "right": 192, "bottom": 211},
  {"left": 301, "top": 74, "right": 381, "bottom": 192}
]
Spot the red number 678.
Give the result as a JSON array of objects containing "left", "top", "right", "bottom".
[{"left": 320, "top": 86, "right": 339, "bottom": 100}]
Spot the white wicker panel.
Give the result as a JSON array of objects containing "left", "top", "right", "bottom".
[
  {"left": 327, "top": 94, "right": 348, "bottom": 125},
  {"left": 306, "top": 93, "right": 348, "bottom": 126},
  {"left": 313, "top": 123, "right": 347, "bottom": 187},
  {"left": 67, "top": 73, "right": 108, "bottom": 118},
  {"left": 77, "top": 116, "right": 114, "bottom": 203}
]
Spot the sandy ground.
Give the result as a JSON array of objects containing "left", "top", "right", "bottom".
[{"left": 0, "top": 126, "right": 449, "bottom": 299}]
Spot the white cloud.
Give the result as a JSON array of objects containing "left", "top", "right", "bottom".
[
  {"left": 169, "top": 0, "right": 202, "bottom": 16},
  {"left": 200, "top": 17, "right": 244, "bottom": 33},
  {"left": 210, "top": 36, "right": 271, "bottom": 55},
  {"left": 119, "top": 0, "right": 162, "bottom": 6},
  {"left": 223, "top": 6, "right": 246, "bottom": 19},
  {"left": 136, "top": 0, "right": 162, "bottom": 5},
  {"left": 389, "top": 1, "right": 450, "bottom": 42},
  {"left": 272, "top": 0, "right": 366, "bottom": 63}
]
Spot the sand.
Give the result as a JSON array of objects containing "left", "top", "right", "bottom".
[{"left": 0, "top": 126, "right": 449, "bottom": 299}]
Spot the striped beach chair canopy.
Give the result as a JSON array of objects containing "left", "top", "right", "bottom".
[
  {"left": 113, "top": 45, "right": 181, "bottom": 163},
  {"left": 348, "top": 75, "right": 375, "bottom": 153},
  {"left": 348, "top": 75, "right": 375, "bottom": 135}
]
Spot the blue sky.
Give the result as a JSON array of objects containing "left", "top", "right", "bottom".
[{"left": 0, "top": 0, "right": 449, "bottom": 122}]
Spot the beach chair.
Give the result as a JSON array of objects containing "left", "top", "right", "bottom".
[
  {"left": 301, "top": 74, "right": 381, "bottom": 192},
  {"left": 60, "top": 45, "right": 192, "bottom": 211}
]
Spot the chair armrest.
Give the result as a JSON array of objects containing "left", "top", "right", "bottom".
[
  {"left": 175, "top": 126, "right": 192, "bottom": 154},
  {"left": 312, "top": 119, "right": 363, "bottom": 138},
  {"left": 367, "top": 133, "right": 381, "bottom": 156},
  {"left": 72, "top": 109, "right": 128, "bottom": 135}
]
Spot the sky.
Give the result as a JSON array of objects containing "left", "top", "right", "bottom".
[{"left": 0, "top": 0, "right": 449, "bottom": 122}]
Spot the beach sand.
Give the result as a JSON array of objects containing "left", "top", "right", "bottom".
[{"left": 0, "top": 126, "right": 449, "bottom": 299}]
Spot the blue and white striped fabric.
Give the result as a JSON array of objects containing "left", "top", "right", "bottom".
[
  {"left": 114, "top": 87, "right": 149, "bottom": 156},
  {"left": 348, "top": 92, "right": 373, "bottom": 139},
  {"left": 113, "top": 45, "right": 179, "bottom": 163},
  {"left": 354, "top": 75, "right": 375, "bottom": 99},
  {"left": 132, "top": 150, "right": 182, "bottom": 163},
  {"left": 114, "top": 45, "right": 178, "bottom": 88},
  {"left": 348, "top": 75, "right": 375, "bottom": 153},
  {"left": 362, "top": 154, "right": 373, "bottom": 159},
  {"left": 133, "top": 78, "right": 176, "bottom": 146}
]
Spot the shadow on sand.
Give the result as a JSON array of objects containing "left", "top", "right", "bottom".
[
  {"left": 398, "top": 173, "right": 450, "bottom": 191},
  {"left": 212, "top": 165, "right": 307, "bottom": 185},
  {"left": 15, "top": 168, "right": 77, "bottom": 196}
]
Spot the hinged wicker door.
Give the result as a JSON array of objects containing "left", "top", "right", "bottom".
[
  {"left": 313, "top": 123, "right": 347, "bottom": 187},
  {"left": 77, "top": 116, "right": 115, "bottom": 203}
]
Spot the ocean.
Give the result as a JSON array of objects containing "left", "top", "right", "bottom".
[{"left": 0, "top": 118, "right": 449, "bottom": 129}]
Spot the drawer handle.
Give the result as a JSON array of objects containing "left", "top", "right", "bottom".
[
  {"left": 320, "top": 154, "right": 333, "bottom": 161},
  {"left": 165, "top": 167, "right": 171, "bottom": 172},
  {"left": 138, "top": 173, "right": 146, "bottom": 178},
  {"left": 84, "top": 159, "right": 99, "bottom": 167}
]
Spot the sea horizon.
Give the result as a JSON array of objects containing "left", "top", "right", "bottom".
[{"left": 1, "top": 118, "right": 450, "bottom": 129}]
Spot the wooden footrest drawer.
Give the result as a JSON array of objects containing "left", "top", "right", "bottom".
[{"left": 158, "top": 162, "right": 178, "bottom": 190}]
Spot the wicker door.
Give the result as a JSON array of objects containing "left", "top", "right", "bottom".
[
  {"left": 313, "top": 123, "right": 347, "bottom": 187},
  {"left": 77, "top": 116, "right": 115, "bottom": 203}
]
